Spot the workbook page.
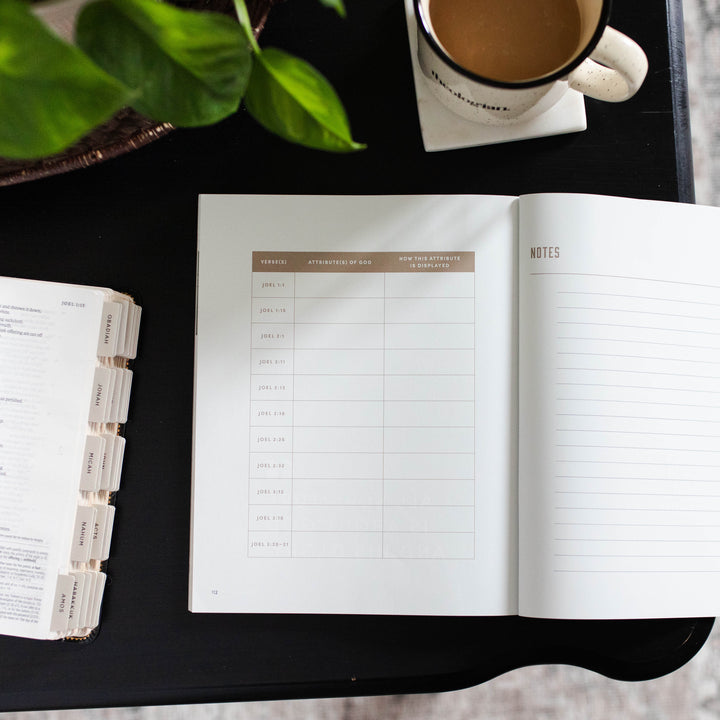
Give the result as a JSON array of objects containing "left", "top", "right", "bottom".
[
  {"left": 192, "top": 195, "right": 518, "bottom": 615},
  {"left": 518, "top": 193, "right": 720, "bottom": 619}
]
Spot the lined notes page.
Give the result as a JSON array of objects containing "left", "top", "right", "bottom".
[
  {"left": 518, "top": 193, "right": 720, "bottom": 619},
  {"left": 192, "top": 194, "right": 518, "bottom": 616}
]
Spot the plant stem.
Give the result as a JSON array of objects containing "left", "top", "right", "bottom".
[{"left": 232, "top": 0, "right": 261, "bottom": 54}]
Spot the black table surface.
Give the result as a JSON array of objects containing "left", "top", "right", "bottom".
[{"left": 0, "top": 0, "right": 713, "bottom": 711}]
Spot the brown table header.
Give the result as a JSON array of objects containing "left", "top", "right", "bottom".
[{"left": 252, "top": 251, "right": 474, "bottom": 273}]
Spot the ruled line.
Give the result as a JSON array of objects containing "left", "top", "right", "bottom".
[
  {"left": 556, "top": 429, "right": 720, "bottom": 438},
  {"left": 557, "top": 290, "right": 720, "bottom": 308},
  {"left": 556, "top": 554, "right": 720, "bottom": 558},
  {"left": 557, "top": 335, "right": 720, "bottom": 351},
  {"left": 555, "top": 490, "right": 720, "bottom": 498},
  {"left": 531, "top": 271, "right": 720, "bottom": 291},
  {"left": 557, "top": 305, "right": 720, "bottom": 322},
  {"left": 556, "top": 398, "right": 720, "bottom": 409},
  {"left": 557, "top": 351, "right": 720, "bottom": 365},
  {"left": 555, "top": 539, "right": 720, "bottom": 543},
  {"left": 554, "top": 569, "right": 720, "bottom": 573},
  {"left": 556, "top": 413, "right": 720, "bottom": 423},
  {"left": 557, "top": 461, "right": 720, "bottom": 469},
  {"left": 556, "top": 368, "right": 720, "bottom": 380},
  {"left": 555, "top": 474, "right": 720, "bottom": 483},
  {"left": 556, "top": 321, "right": 720, "bottom": 337},
  {"left": 556, "top": 443, "right": 720, "bottom": 453},
  {"left": 555, "top": 506, "right": 720, "bottom": 512},
  {"left": 555, "top": 522, "right": 720, "bottom": 527}
]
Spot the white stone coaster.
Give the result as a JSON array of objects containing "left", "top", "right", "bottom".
[{"left": 404, "top": 0, "right": 588, "bottom": 152}]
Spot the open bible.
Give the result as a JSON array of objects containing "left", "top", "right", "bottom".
[
  {"left": 0, "top": 278, "right": 140, "bottom": 639},
  {"left": 191, "top": 192, "right": 720, "bottom": 619}
]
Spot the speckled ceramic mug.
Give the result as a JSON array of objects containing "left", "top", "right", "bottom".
[{"left": 414, "top": 0, "right": 648, "bottom": 125}]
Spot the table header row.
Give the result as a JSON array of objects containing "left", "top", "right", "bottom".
[{"left": 252, "top": 251, "right": 475, "bottom": 273}]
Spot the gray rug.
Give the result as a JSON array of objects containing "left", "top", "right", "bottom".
[{"left": 686, "top": 0, "right": 720, "bottom": 207}]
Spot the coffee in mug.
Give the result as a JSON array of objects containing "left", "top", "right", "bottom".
[
  {"left": 414, "top": 0, "right": 649, "bottom": 125},
  {"left": 429, "top": 0, "right": 583, "bottom": 83}
]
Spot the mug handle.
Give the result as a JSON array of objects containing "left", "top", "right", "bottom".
[{"left": 567, "top": 27, "right": 648, "bottom": 102}]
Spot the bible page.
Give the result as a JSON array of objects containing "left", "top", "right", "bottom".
[
  {"left": 0, "top": 278, "right": 106, "bottom": 639},
  {"left": 518, "top": 193, "right": 720, "bottom": 619},
  {"left": 192, "top": 194, "right": 518, "bottom": 616}
]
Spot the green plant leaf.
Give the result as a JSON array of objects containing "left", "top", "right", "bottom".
[
  {"left": 244, "top": 47, "right": 365, "bottom": 153},
  {"left": 76, "top": 0, "right": 252, "bottom": 127},
  {"left": 317, "top": 0, "right": 347, "bottom": 18},
  {"left": 0, "top": 0, "right": 133, "bottom": 159},
  {"left": 232, "top": 0, "right": 260, "bottom": 54}
]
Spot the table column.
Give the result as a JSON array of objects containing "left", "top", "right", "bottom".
[
  {"left": 383, "top": 255, "right": 476, "bottom": 559},
  {"left": 291, "top": 261, "right": 384, "bottom": 558},
  {"left": 248, "top": 269, "right": 295, "bottom": 557}
]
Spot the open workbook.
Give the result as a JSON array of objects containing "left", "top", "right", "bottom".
[
  {"left": 191, "top": 192, "right": 720, "bottom": 620},
  {"left": 0, "top": 278, "right": 140, "bottom": 640}
]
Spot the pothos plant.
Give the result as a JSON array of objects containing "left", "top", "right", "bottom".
[{"left": 0, "top": 0, "right": 365, "bottom": 159}]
